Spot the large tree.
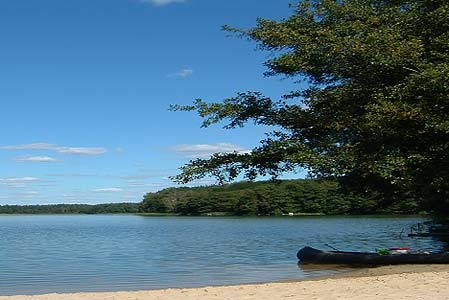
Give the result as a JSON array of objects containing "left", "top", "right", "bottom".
[{"left": 171, "top": 0, "right": 449, "bottom": 214}]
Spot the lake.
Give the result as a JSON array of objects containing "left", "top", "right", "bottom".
[{"left": 0, "top": 215, "right": 444, "bottom": 295}]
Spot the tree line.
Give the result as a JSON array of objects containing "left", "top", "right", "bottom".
[
  {"left": 139, "top": 179, "right": 421, "bottom": 216},
  {"left": 0, "top": 202, "right": 139, "bottom": 214}
]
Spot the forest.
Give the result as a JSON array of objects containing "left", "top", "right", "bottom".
[
  {"left": 139, "top": 179, "right": 421, "bottom": 216},
  {"left": 0, "top": 202, "right": 139, "bottom": 214}
]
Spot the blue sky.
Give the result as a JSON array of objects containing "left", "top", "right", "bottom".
[{"left": 0, "top": 0, "right": 303, "bottom": 205}]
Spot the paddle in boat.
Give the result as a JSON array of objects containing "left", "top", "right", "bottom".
[{"left": 297, "top": 246, "right": 449, "bottom": 265}]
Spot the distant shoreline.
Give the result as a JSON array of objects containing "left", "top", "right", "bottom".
[
  {"left": 0, "top": 211, "right": 427, "bottom": 217},
  {"left": 0, "top": 202, "right": 139, "bottom": 215}
]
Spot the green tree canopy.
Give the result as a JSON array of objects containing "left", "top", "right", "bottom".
[
  {"left": 139, "top": 179, "right": 408, "bottom": 216},
  {"left": 171, "top": 0, "right": 449, "bottom": 214}
]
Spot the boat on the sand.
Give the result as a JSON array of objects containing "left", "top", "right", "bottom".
[{"left": 297, "top": 246, "right": 449, "bottom": 265}]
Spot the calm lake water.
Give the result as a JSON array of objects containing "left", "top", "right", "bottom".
[{"left": 0, "top": 215, "right": 444, "bottom": 295}]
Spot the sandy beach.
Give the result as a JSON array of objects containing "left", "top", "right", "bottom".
[{"left": 1, "top": 265, "right": 449, "bottom": 300}]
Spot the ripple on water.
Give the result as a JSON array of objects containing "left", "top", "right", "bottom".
[{"left": 0, "top": 215, "right": 443, "bottom": 295}]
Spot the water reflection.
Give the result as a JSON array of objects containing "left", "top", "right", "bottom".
[{"left": 297, "top": 263, "right": 355, "bottom": 277}]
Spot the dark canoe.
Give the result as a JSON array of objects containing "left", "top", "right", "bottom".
[{"left": 297, "top": 246, "right": 449, "bottom": 265}]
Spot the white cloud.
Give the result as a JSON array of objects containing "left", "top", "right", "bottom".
[
  {"left": 0, "top": 177, "right": 39, "bottom": 188},
  {"left": 93, "top": 188, "right": 123, "bottom": 193},
  {"left": 22, "top": 191, "right": 39, "bottom": 195},
  {"left": 47, "top": 173, "right": 93, "bottom": 178},
  {"left": 0, "top": 143, "right": 106, "bottom": 156},
  {"left": 168, "top": 143, "right": 250, "bottom": 158},
  {"left": 56, "top": 147, "right": 105, "bottom": 155},
  {"left": 115, "top": 147, "right": 126, "bottom": 153},
  {"left": 20, "top": 191, "right": 40, "bottom": 198},
  {"left": 141, "top": 0, "right": 186, "bottom": 6},
  {"left": 15, "top": 156, "right": 57, "bottom": 162},
  {"left": 0, "top": 177, "right": 39, "bottom": 182},
  {"left": 1, "top": 143, "right": 54, "bottom": 151},
  {"left": 168, "top": 68, "right": 194, "bottom": 78},
  {"left": 127, "top": 180, "right": 167, "bottom": 188}
]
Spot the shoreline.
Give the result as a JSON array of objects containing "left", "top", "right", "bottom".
[
  {"left": 300, "top": 263, "right": 449, "bottom": 280},
  {"left": 1, "top": 264, "right": 449, "bottom": 300}
]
